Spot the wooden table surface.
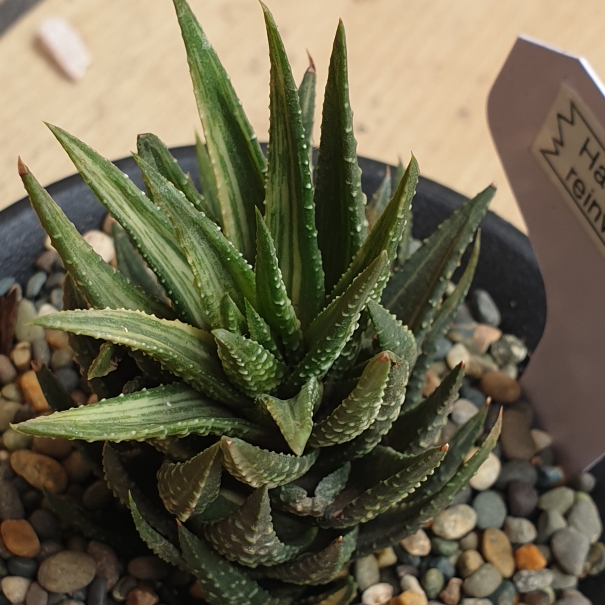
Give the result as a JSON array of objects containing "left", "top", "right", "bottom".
[{"left": 3, "top": 0, "right": 605, "bottom": 233}]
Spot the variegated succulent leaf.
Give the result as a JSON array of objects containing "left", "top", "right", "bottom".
[
  {"left": 220, "top": 436, "right": 320, "bottom": 488},
  {"left": 298, "top": 53, "right": 316, "bottom": 170},
  {"left": 194, "top": 133, "right": 222, "bottom": 224},
  {"left": 367, "top": 299, "right": 417, "bottom": 363}
]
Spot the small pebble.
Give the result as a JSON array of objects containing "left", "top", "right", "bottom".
[
  {"left": 28, "top": 510, "right": 60, "bottom": 542},
  {"left": 462, "top": 563, "right": 502, "bottom": 598},
  {"left": 479, "top": 371, "right": 520, "bottom": 403},
  {"left": 355, "top": 555, "right": 381, "bottom": 591},
  {"left": 500, "top": 409, "right": 536, "bottom": 461},
  {"left": 507, "top": 480, "right": 539, "bottom": 517},
  {"left": 25, "top": 273, "right": 47, "bottom": 300},
  {"left": 362, "top": 582, "right": 393, "bottom": 605},
  {"left": 514, "top": 544, "right": 547, "bottom": 571},
  {"left": 469, "top": 290, "right": 501, "bottom": 327},
  {"left": 551, "top": 566, "right": 578, "bottom": 590},
  {"left": 450, "top": 399, "right": 479, "bottom": 426},
  {"left": 125, "top": 587, "right": 159, "bottom": 605},
  {"left": 25, "top": 581, "right": 48, "bottom": 605},
  {"left": 432, "top": 505, "right": 477, "bottom": 540},
  {"left": 49, "top": 349, "right": 73, "bottom": 372},
  {"left": 538, "top": 487, "right": 574, "bottom": 515},
  {"left": 37, "top": 551, "right": 96, "bottom": 593},
  {"left": 460, "top": 532, "right": 479, "bottom": 552},
  {"left": 389, "top": 591, "right": 427, "bottom": 605},
  {"left": 554, "top": 590, "right": 591, "bottom": 605},
  {"left": 567, "top": 492, "right": 602, "bottom": 543},
  {"left": 439, "top": 577, "right": 462, "bottom": 605},
  {"left": 458, "top": 550, "right": 484, "bottom": 579},
  {"left": 550, "top": 527, "right": 590, "bottom": 576},
  {"left": 10, "top": 451, "right": 67, "bottom": 493},
  {"left": 1, "top": 576, "right": 31, "bottom": 604},
  {"left": 87, "top": 541, "right": 120, "bottom": 590},
  {"left": 421, "top": 569, "right": 444, "bottom": 600},
  {"left": 495, "top": 461, "right": 538, "bottom": 489},
  {"left": 490, "top": 334, "right": 527, "bottom": 365},
  {"left": 0, "top": 481, "right": 25, "bottom": 520},
  {"left": 0, "top": 277, "right": 15, "bottom": 297},
  {"left": 0, "top": 357, "right": 17, "bottom": 386},
  {"left": 61, "top": 450, "right": 92, "bottom": 483},
  {"left": 473, "top": 491, "right": 507, "bottom": 529},
  {"left": 3, "top": 429, "right": 33, "bottom": 452},
  {"left": 19, "top": 371, "right": 49, "bottom": 412},
  {"left": 537, "top": 465, "right": 565, "bottom": 489},
  {"left": 7, "top": 557, "right": 37, "bottom": 578},
  {"left": 0, "top": 520, "right": 40, "bottom": 557},
  {"left": 512, "top": 569, "right": 554, "bottom": 593},
  {"left": 15, "top": 301, "right": 45, "bottom": 343},
  {"left": 31, "top": 340, "right": 51, "bottom": 367},
  {"left": 569, "top": 472, "right": 596, "bottom": 493},
  {"left": 377, "top": 547, "right": 398, "bottom": 568},
  {"left": 111, "top": 575, "right": 137, "bottom": 602},
  {"left": 401, "top": 530, "right": 431, "bottom": 557},
  {"left": 503, "top": 517, "right": 537, "bottom": 545},
  {"left": 471, "top": 324, "right": 502, "bottom": 355},
  {"left": 536, "top": 510, "right": 567, "bottom": 544},
  {"left": 446, "top": 344, "right": 471, "bottom": 369},
  {"left": 481, "top": 528, "right": 514, "bottom": 579},
  {"left": 584, "top": 541, "right": 605, "bottom": 576},
  {"left": 10, "top": 343, "right": 31, "bottom": 373},
  {"left": 127, "top": 556, "right": 169, "bottom": 581},
  {"left": 431, "top": 537, "right": 459, "bottom": 557},
  {"left": 530, "top": 429, "right": 552, "bottom": 452},
  {"left": 486, "top": 579, "right": 516, "bottom": 605},
  {"left": 52, "top": 368, "right": 79, "bottom": 394}
]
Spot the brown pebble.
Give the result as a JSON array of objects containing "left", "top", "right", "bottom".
[
  {"left": 389, "top": 591, "right": 428, "bottom": 605},
  {"left": 189, "top": 580, "right": 205, "bottom": 600},
  {"left": 0, "top": 355, "right": 18, "bottom": 385},
  {"left": 439, "top": 577, "right": 462, "bottom": 605},
  {"left": 70, "top": 390, "right": 87, "bottom": 406},
  {"left": 127, "top": 555, "right": 169, "bottom": 581},
  {"left": 10, "top": 342, "right": 32, "bottom": 373},
  {"left": 19, "top": 371, "right": 49, "bottom": 412},
  {"left": 37, "top": 550, "right": 96, "bottom": 593},
  {"left": 32, "top": 437, "right": 73, "bottom": 459},
  {"left": 480, "top": 371, "right": 521, "bottom": 403},
  {"left": 473, "top": 324, "right": 502, "bottom": 354},
  {"left": 62, "top": 449, "right": 92, "bottom": 483},
  {"left": 45, "top": 330, "right": 70, "bottom": 350},
  {"left": 482, "top": 528, "right": 515, "bottom": 578},
  {"left": 422, "top": 369, "right": 440, "bottom": 397},
  {"left": 458, "top": 549, "right": 484, "bottom": 579},
  {"left": 126, "top": 587, "right": 159, "bottom": 605},
  {"left": 514, "top": 543, "right": 547, "bottom": 571},
  {"left": 87, "top": 540, "right": 120, "bottom": 590},
  {"left": 10, "top": 450, "right": 68, "bottom": 493},
  {"left": 1, "top": 519, "right": 40, "bottom": 557}
]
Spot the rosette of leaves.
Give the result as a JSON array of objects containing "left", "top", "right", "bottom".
[{"left": 14, "top": 1, "right": 501, "bottom": 603}]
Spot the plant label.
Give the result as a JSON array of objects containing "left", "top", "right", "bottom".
[{"left": 488, "top": 37, "right": 605, "bottom": 474}]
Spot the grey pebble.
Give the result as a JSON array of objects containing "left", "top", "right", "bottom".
[
  {"left": 434, "top": 337, "right": 453, "bottom": 361},
  {"left": 537, "top": 466, "right": 565, "bottom": 489},
  {"left": 462, "top": 563, "right": 502, "bottom": 598},
  {"left": 28, "top": 510, "right": 61, "bottom": 542},
  {"left": 429, "top": 556, "right": 455, "bottom": 580},
  {"left": 0, "top": 277, "right": 15, "bottom": 297},
  {"left": 31, "top": 340, "right": 51, "bottom": 367},
  {"left": 44, "top": 273, "right": 65, "bottom": 291},
  {"left": 551, "top": 566, "right": 578, "bottom": 590},
  {"left": 507, "top": 480, "right": 538, "bottom": 517},
  {"left": 452, "top": 484, "right": 473, "bottom": 506},
  {"left": 473, "top": 491, "right": 507, "bottom": 530},
  {"left": 25, "top": 581, "right": 48, "bottom": 605},
  {"left": 459, "top": 384, "right": 486, "bottom": 408},
  {"left": 7, "top": 557, "right": 38, "bottom": 578},
  {"left": 111, "top": 575, "right": 137, "bottom": 602},
  {"left": 49, "top": 289, "right": 63, "bottom": 310},
  {"left": 36, "top": 541, "right": 63, "bottom": 562},
  {"left": 1, "top": 384, "right": 22, "bottom": 402},
  {"left": 538, "top": 486, "right": 575, "bottom": 514},
  {"left": 487, "top": 579, "right": 515, "bottom": 605},
  {"left": 422, "top": 568, "right": 444, "bottom": 599},
  {"left": 35, "top": 251, "right": 61, "bottom": 274},
  {"left": 554, "top": 589, "right": 591, "bottom": 605},
  {"left": 0, "top": 357, "right": 17, "bottom": 386},
  {"left": 26, "top": 272, "right": 47, "bottom": 299},
  {"left": 87, "top": 576, "right": 108, "bottom": 605},
  {"left": 0, "top": 402, "right": 20, "bottom": 433},
  {"left": 490, "top": 334, "right": 527, "bottom": 365},
  {"left": 451, "top": 399, "right": 479, "bottom": 426},
  {"left": 537, "top": 510, "right": 567, "bottom": 544},
  {"left": 53, "top": 368, "right": 80, "bottom": 394},
  {"left": 469, "top": 289, "right": 501, "bottom": 327},
  {"left": 15, "top": 300, "right": 45, "bottom": 342},
  {"left": 569, "top": 472, "right": 596, "bottom": 493},
  {"left": 49, "top": 349, "right": 73, "bottom": 372},
  {"left": 461, "top": 600, "right": 492, "bottom": 605},
  {"left": 503, "top": 516, "right": 537, "bottom": 544},
  {"left": 551, "top": 527, "right": 590, "bottom": 576},
  {"left": 567, "top": 492, "right": 602, "bottom": 543},
  {"left": 354, "top": 555, "right": 380, "bottom": 591},
  {"left": 0, "top": 480, "right": 25, "bottom": 520},
  {"left": 431, "top": 537, "right": 459, "bottom": 556},
  {"left": 37, "top": 551, "right": 96, "bottom": 593},
  {"left": 512, "top": 569, "right": 554, "bottom": 593}
]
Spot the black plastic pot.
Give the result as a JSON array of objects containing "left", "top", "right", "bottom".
[{"left": 1, "top": 146, "right": 602, "bottom": 602}]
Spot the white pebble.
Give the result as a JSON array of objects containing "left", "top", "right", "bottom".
[
  {"left": 1, "top": 576, "right": 31, "bottom": 604},
  {"left": 37, "top": 303, "right": 59, "bottom": 317},
  {"left": 530, "top": 428, "right": 552, "bottom": 452},
  {"left": 446, "top": 343, "right": 470, "bottom": 369},
  {"left": 362, "top": 582, "right": 393, "bottom": 605},
  {"left": 37, "top": 16, "right": 92, "bottom": 81},
  {"left": 400, "top": 574, "right": 425, "bottom": 594},
  {"left": 400, "top": 528, "right": 431, "bottom": 556},
  {"left": 466, "top": 449, "right": 501, "bottom": 491},
  {"left": 450, "top": 398, "right": 479, "bottom": 426},
  {"left": 83, "top": 230, "right": 115, "bottom": 263}
]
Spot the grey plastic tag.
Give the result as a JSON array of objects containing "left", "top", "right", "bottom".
[{"left": 489, "top": 37, "right": 605, "bottom": 474}]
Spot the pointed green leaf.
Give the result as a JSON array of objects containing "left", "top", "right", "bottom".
[
  {"left": 366, "top": 167, "right": 391, "bottom": 230},
  {"left": 275, "top": 463, "right": 351, "bottom": 517},
  {"left": 265, "top": 527, "right": 357, "bottom": 585},
  {"left": 220, "top": 294, "right": 247, "bottom": 335},
  {"left": 390, "top": 364, "right": 465, "bottom": 454},
  {"left": 325, "top": 445, "right": 447, "bottom": 528},
  {"left": 135, "top": 156, "right": 257, "bottom": 326},
  {"left": 356, "top": 410, "right": 501, "bottom": 556},
  {"left": 205, "top": 486, "right": 312, "bottom": 567},
  {"left": 19, "top": 162, "right": 172, "bottom": 319},
  {"left": 112, "top": 222, "right": 167, "bottom": 302},
  {"left": 129, "top": 493, "right": 185, "bottom": 570},
  {"left": 320, "top": 355, "right": 409, "bottom": 468},
  {"left": 308, "top": 351, "right": 392, "bottom": 448},
  {"left": 330, "top": 157, "right": 418, "bottom": 301},
  {"left": 298, "top": 53, "right": 316, "bottom": 166},
  {"left": 314, "top": 21, "right": 367, "bottom": 292},
  {"left": 178, "top": 524, "right": 279, "bottom": 605},
  {"left": 33, "top": 309, "right": 247, "bottom": 408},
  {"left": 296, "top": 577, "right": 357, "bottom": 605},
  {"left": 14, "top": 383, "right": 266, "bottom": 443},
  {"left": 194, "top": 133, "right": 222, "bottom": 225},
  {"left": 257, "top": 378, "right": 319, "bottom": 456},
  {"left": 137, "top": 132, "right": 210, "bottom": 215},
  {"left": 88, "top": 342, "right": 120, "bottom": 379},
  {"left": 48, "top": 125, "right": 207, "bottom": 329},
  {"left": 102, "top": 443, "right": 178, "bottom": 541},
  {"left": 383, "top": 187, "right": 493, "bottom": 341},
  {"left": 213, "top": 328, "right": 285, "bottom": 398},
  {"left": 404, "top": 232, "right": 481, "bottom": 409},
  {"left": 245, "top": 299, "right": 282, "bottom": 361},
  {"left": 262, "top": 3, "right": 325, "bottom": 328},
  {"left": 220, "top": 436, "right": 319, "bottom": 488},
  {"left": 255, "top": 209, "right": 303, "bottom": 357},
  {"left": 287, "top": 253, "right": 388, "bottom": 392},
  {"left": 173, "top": 0, "right": 266, "bottom": 262},
  {"left": 367, "top": 299, "right": 417, "bottom": 363},
  {"left": 158, "top": 443, "right": 222, "bottom": 521}
]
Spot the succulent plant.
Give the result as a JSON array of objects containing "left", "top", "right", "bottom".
[{"left": 14, "top": 1, "right": 501, "bottom": 603}]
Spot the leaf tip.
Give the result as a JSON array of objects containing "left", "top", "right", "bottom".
[
  {"left": 17, "top": 157, "right": 29, "bottom": 176},
  {"left": 305, "top": 49, "right": 316, "bottom": 72},
  {"left": 440, "top": 443, "right": 450, "bottom": 452},
  {"left": 485, "top": 396, "right": 492, "bottom": 407}
]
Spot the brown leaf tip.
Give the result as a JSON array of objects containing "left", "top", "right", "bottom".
[
  {"left": 485, "top": 396, "right": 492, "bottom": 407},
  {"left": 306, "top": 49, "right": 316, "bottom": 72},
  {"left": 17, "top": 157, "right": 29, "bottom": 176},
  {"left": 336, "top": 536, "right": 343, "bottom": 543},
  {"left": 440, "top": 443, "right": 450, "bottom": 452}
]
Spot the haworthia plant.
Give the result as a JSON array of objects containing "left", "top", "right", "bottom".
[{"left": 14, "top": 1, "right": 499, "bottom": 603}]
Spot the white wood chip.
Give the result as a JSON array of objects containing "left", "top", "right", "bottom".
[{"left": 37, "top": 16, "right": 91, "bottom": 81}]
